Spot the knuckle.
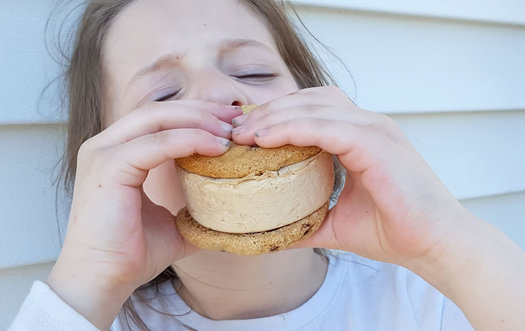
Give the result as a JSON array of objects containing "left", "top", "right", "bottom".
[
  {"left": 77, "top": 137, "right": 98, "bottom": 160},
  {"left": 152, "top": 130, "right": 172, "bottom": 146},
  {"left": 303, "top": 104, "right": 321, "bottom": 114},
  {"left": 194, "top": 128, "right": 213, "bottom": 141},
  {"left": 76, "top": 139, "right": 114, "bottom": 176},
  {"left": 375, "top": 113, "right": 402, "bottom": 138},
  {"left": 376, "top": 113, "right": 394, "bottom": 127}
]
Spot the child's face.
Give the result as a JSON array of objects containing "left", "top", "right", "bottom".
[
  {"left": 102, "top": 0, "right": 300, "bottom": 124},
  {"left": 100, "top": 0, "right": 300, "bottom": 213}
]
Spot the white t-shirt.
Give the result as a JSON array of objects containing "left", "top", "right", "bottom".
[{"left": 10, "top": 252, "right": 473, "bottom": 330}]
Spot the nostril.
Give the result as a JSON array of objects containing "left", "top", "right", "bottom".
[{"left": 231, "top": 100, "right": 242, "bottom": 106}]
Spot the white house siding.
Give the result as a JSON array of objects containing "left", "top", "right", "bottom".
[{"left": 1, "top": 0, "right": 524, "bottom": 327}]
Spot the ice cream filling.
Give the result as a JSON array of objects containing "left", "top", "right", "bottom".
[{"left": 176, "top": 151, "right": 334, "bottom": 233}]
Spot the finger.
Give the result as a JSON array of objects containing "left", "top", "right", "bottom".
[
  {"left": 232, "top": 86, "right": 355, "bottom": 125},
  {"left": 205, "top": 102, "right": 243, "bottom": 124},
  {"left": 248, "top": 118, "right": 394, "bottom": 174},
  {"left": 291, "top": 204, "right": 369, "bottom": 254},
  {"left": 98, "top": 129, "right": 230, "bottom": 187},
  {"left": 256, "top": 86, "right": 353, "bottom": 114},
  {"left": 232, "top": 106, "right": 379, "bottom": 146},
  {"left": 140, "top": 189, "right": 200, "bottom": 264},
  {"left": 291, "top": 177, "right": 365, "bottom": 252},
  {"left": 159, "top": 99, "right": 243, "bottom": 123},
  {"left": 290, "top": 210, "right": 340, "bottom": 251},
  {"left": 98, "top": 101, "right": 241, "bottom": 145},
  {"left": 251, "top": 118, "right": 350, "bottom": 151},
  {"left": 140, "top": 189, "right": 180, "bottom": 262}
]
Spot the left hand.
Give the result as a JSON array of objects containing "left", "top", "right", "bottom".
[{"left": 231, "top": 86, "right": 468, "bottom": 267}]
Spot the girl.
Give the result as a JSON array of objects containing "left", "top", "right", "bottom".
[{"left": 10, "top": 0, "right": 525, "bottom": 330}]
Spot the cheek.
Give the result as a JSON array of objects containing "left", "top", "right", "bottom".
[
  {"left": 101, "top": 68, "right": 140, "bottom": 127},
  {"left": 143, "top": 161, "right": 187, "bottom": 214}
]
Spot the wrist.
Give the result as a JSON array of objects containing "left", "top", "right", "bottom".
[
  {"left": 47, "top": 254, "right": 135, "bottom": 330},
  {"left": 402, "top": 208, "right": 478, "bottom": 288}
]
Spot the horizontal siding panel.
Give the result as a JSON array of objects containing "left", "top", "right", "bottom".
[
  {"left": 292, "top": 0, "right": 525, "bottom": 26},
  {"left": 295, "top": 8, "right": 525, "bottom": 113},
  {"left": 391, "top": 110, "right": 525, "bottom": 200},
  {"left": 460, "top": 191, "right": 525, "bottom": 250},
  {"left": 0, "top": 0, "right": 66, "bottom": 125},
  {"left": 0, "top": 125, "right": 64, "bottom": 268}
]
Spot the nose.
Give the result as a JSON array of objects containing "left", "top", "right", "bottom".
[{"left": 184, "top": 68, "right": 247, "bottom": 107}]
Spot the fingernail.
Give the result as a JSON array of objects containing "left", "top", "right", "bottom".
[
  {"left": 220, "top": 121, "right": 233, "bottom": 133},
  {"left": 254, "top": 128, "right": 269, "bottom": 138},
  {"left": 232, "top": 115, "right": 247, "bottom": 127},
  {"left": 232, "top": 125, "right": 246, "bottom": 135},
  {"left": 216, "top": 137, "right": 231, "bottom": 146}
]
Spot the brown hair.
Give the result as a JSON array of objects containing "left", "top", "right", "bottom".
[{"left": 63, "top": 0, "right": 339, "bottom": 329}]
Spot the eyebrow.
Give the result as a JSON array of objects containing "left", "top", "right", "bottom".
[{"left": 126, "top": 38, "right": 274, "bottom": 88}]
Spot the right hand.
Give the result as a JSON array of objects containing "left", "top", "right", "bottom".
[{"left": 47, "top": 101, "right": 241, "bottom": 329}]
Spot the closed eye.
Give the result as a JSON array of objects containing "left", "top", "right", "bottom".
[
  {"left": 154, "top": 90, "right": 180, "bottom": 102},
  {"left": 234, "top": 73, "right": 277, "bottom": 81}
]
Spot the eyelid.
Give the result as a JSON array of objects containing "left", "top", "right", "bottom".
[
  {"left": 230, "top": 64, "right": 279, "bottom": 81},
  {"left": 147, "top": 87, "right": 181, "bottom": 102},
  {"left": 155, "top": 90, "right": 180, "bottom": 102},
  {"left": 230, "top": 62, "right": 276, "bottom": 73},
  {"left": 234, "top": 72, "right": 277, "bottom": 79}
]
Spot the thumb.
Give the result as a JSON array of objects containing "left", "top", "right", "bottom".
[{"left": 290, "top": 209, "right": 340, "bottom": 251}]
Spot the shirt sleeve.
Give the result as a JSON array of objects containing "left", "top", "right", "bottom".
[
  {"left": 440, "top": 296, "right": 475, "bottom": 331},
  {"left": 8, "top": 281, "right": 100, "bottom": 331}
]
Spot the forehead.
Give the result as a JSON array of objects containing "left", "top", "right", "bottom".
[{"left": 103, "top": 0, "right": 277, "bottom": 78}]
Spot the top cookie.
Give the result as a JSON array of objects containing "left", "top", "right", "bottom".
[{"left": 175, "top": 143, "right": 322, "bottom": 178}]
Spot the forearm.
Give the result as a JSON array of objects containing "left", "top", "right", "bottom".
[{"left": 409, "top": 212, "right": 525, "bottom": 331}]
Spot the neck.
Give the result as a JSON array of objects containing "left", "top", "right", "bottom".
[{"left": 172, "top": 248, "right": 328, "bottom": 320}]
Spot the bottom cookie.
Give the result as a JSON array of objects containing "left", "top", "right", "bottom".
[{"left": 175, "top": 202, "right": 328, "bottom": 255}]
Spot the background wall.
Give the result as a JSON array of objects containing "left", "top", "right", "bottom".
[{"left": 1, "top": 0, "right": 524, "bottom": 327}]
